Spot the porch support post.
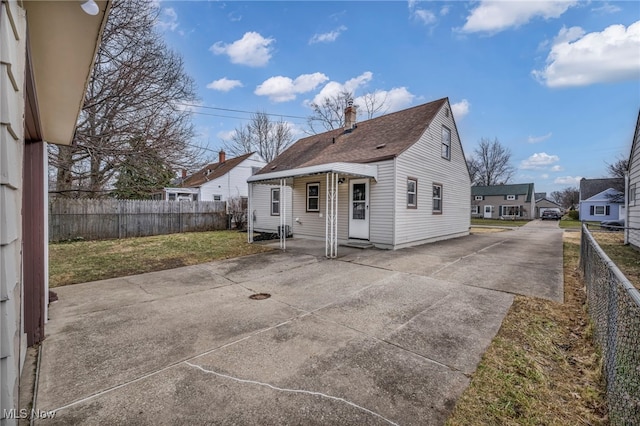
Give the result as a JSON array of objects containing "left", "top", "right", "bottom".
[
  {"left": 279, "top": 178, "right": 286, "bottom": 251},
  {"left": 325, "top": 172, "right": 338, "bottom": 258},
  {"left": 248, "top": 183, "right": 253, "bottom": 243}
]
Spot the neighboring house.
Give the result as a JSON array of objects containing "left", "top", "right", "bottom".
[
  {"left": 247, "top": 98, "right": 471, "bottom": 255},
  {"left": 535, "top": 196, "right": 563, "bottom": 218},
  {"left": 0, "top": 1, "right": 109, "bottom": 422},
  {"left": 579, "top": 178, "right": 624, "bottom": 222},
  {"left": 159, "top": 151, "right": 265, "bottom": 202},
  {"left": 627, "top": 110, "right": 640, "bottom": 247},
  {"left": 471, "top": 183, "right": 536, "bottom": 219}
]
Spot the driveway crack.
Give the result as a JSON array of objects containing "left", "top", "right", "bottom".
[{"left": 184, "top": 361, "right": 399, "bottom": 426}]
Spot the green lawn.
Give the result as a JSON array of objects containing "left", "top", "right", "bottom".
[
  {"left": 471, "top": 218, "right": 530, "bottom": 227},
  {"left": 49, "top": 230, "right": 272, "bottom": 287},
  {"left": 558, "top": 218, "right": 600, "bottom": 229}
]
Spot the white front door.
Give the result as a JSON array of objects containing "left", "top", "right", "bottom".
[
  {"left": 349, "top": 179, "right": 369, "bottom": 239},
  {"left": 484, "top": 205, "right": 492, "bottom": 219}
]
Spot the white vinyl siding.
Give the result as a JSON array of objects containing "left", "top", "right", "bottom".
[
  {"left": 394, "top": 101, "right": 471, "bottom": 248},
  {"left": 250, "top": 184, "right": 292, "bottom": 232},
  {"left": 368, "top": 161, "right": 395, "bottom": 247},
  {"left": 628, "top": 118, "right": 640, "bottom": 248},
  {"left": 1, "top": 1, "right": 26, "bottom": 421},
  {"left": 199, "top": 154, "right": 265, "bottom": 202}
]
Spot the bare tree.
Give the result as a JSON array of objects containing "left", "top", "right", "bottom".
[
  {"left": 361, "top": 91, "right": 389, "bottom": 119},
  {"left": 306, "top": 90, "right": 391, "bottom": 134},
  {"left": 550, "top": 187, "right": 580, "bottom": 209},
  {"left": 468, "top": 138, "right": 515, "bottom": 186},
  {"left": 224, "top": 111, "right": 294, "bottom": 163},
  {"left": 606, "top": 156, "right": 629, "bottom": 179},
  {"left": 49, "top": 0, "right": 202, "bottom": 198},
  {"left": 306, "top": 90, "right": 353, "bottom": 134}
]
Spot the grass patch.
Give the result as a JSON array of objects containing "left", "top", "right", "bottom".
[
  {"left": 592, "top": 231, "right": 640, "bottom": 289},
  {"left": 49, "top": 231, "right": 273, "bottom": 287},
  {"left": 470, "top": 227, "right": 509, "bottom": 234},
  {"left": 446, "top": 232, "right": 607, "bottom": 425},
  {"left": 559, "top": 218, "right": 600, "bottom": 229},
  {"left": 471, "top": 218, "right": 530, "bottom": 227}
]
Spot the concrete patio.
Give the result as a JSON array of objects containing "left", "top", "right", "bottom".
[{"left": 34, "top": 221, "right": 563, "bottom": 425}]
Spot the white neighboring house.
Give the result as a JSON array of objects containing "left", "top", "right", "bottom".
[
  {"left": 161, "top": 151, "right": 265, "bottom": 202},
  {"left": 1, "top": 1, "right": 109, "bottom": 422},
  {"left": 626, "top": 110, "right": 640, "bottom": 248},
  {"left": 247, "top": 97, "right": 471, "bottom": 256}
]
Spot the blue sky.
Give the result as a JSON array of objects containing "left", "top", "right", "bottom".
[{"left": 155, "top": 0, "right": 640, "bottom": 194}]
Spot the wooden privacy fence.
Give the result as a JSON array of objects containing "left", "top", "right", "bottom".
[{"left": 49, "top": 199, "right": 228, "bottom": 242}]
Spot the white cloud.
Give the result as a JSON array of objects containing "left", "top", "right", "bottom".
[
  {"left": 156, "top": 7, "right": 179, "bottom": 32},
  {"left": 206, "top": 78, "right": 243, "bottom": 92},
  {"left": 527, "top": 132, "right": 552, "bottom": 143},
  {"left": 353, "top": 87, "right": 415, "bottom": 117},
  {"left": 217, "top": 130, "right": 236, "bottom": 142},
  {"left": 408, "top": 1, "right": 437, "bottom": 25},
  {"left": 520, "top": 152, "right": 560, "bottom": 169},
  {"left": 550, "top": 165, "right": 564, "bottom": 172},
  {"left": 413, "top": 9, "right": 436, "bottom": 25},
  {"left": 255, "top": 73, "right": 329, "bottom": 102},
  {"left": 592, "top": 2, "right": 621, "bottom": 14},
  {"left": 451, "top": 99, "right": 470, "bottom": 119},
  {"left": 532, "top": 21, "right": 640, "bottom": 88},
  {"left": 554, "top": 176, "right": 582, "bottom": 185},
  {"left": 541, "top": 173, "right": 549, "bottom": 179},
  {"left": 461, "top": 1, "right": 577, "bottom": 34},
  {"left": 310, "top": 72, "right": 374, "bottom": 105},
  {"left": 309, "top": 26, "right": 347, "bottom": 44},
  {"left": 440, "top": 5, "right": 450, "bottom": 16},
  {"left": 210, "top": 32, "right": 275, "bottom": 67}
]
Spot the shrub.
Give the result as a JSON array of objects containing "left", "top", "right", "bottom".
[{"left": 567, "top": 210, "right": 579, "bottom": 220}]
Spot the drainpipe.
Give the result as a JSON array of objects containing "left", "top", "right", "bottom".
[{"left": 625, "top": 170, "right": 629, "bottom": 245}]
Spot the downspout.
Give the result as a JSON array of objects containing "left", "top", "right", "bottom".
[{"left": 625, "top": 170, "right": 629, "bottom": 245}]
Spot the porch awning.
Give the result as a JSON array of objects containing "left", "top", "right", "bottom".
[{"left": 247, "top": 162, "right": 378, "bottom": 184}]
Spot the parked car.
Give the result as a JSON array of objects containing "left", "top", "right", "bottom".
[
  {"left": 541, "top": 210, "right": 561, "bottom": 220},
  {"left": 600, "top": 218, "right": 625, "bottom": 231}
]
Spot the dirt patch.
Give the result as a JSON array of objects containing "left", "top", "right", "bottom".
[{"left": 470, "top": 227, "right": 509, "bottom": 234}]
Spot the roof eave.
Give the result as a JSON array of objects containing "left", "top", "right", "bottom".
[{"left": 248, "top": 162, "right": 378, "bottom": 184}]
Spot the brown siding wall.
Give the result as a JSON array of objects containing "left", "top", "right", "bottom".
[{"left": 23, "top": 141, "right": 45, "bottom": 346}]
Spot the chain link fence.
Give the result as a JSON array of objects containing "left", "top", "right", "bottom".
[{"left": 580, "top": 224, "right": 640, "bottom": 425}]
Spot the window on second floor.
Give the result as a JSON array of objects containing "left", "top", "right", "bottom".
[
  {"left": 441, "top": 126, "right": 451, "bottom": 160},
  {"left": 506, "top": 195, "right": 516, "bottom": 201},
  {"left": 475, "top": 195, "right": 483, "bottom": 201}
]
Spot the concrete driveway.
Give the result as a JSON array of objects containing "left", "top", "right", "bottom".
[{"left": 35, "top": 220, "right": 563, "bottom": 425}]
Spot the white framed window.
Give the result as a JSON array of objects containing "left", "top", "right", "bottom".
[
  {"left": 407, "top": 178, "right": 417, "bottom": 208},
  {"left": 475, "top": 195, "right": 483, "bottom": 201},
  {"left": 630, "top": 184, "right": 636, "bottom": 207},
  {"left": 501, "top": 205, "right": 521, "bottom": 216},
  {"left": 591, "top": 206, "right": 611, "bottom": 216},
  {"left": 213, "top": 195, "right": 222, "bottom": 201},
  {"left": 271, "top": 188, "right": 280, "bottom": 216},
  {"left": 441, "top": 126, "right": 451, "bottom": 160},
  {"left": 307, "top": 182, "right": 320, "bottom": 212},
  {"left": 433, "top": 183, "right": 442, "bottom": 214},
  {"left": 506, "top": 195, "right": 516, "bottom": 201},
  {"left": 471, "top": 205, "right": 479, "bottom": 214}
]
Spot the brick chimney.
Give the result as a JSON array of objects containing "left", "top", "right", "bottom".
[
  {"left": 218, "top": 150, "right": 226, "bottom": 163},
  {"left": 344, "top": 99, "right": 357, "bottom": 131}
]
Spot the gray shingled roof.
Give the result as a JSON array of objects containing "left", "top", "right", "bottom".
[
  {"left": 472, "top": 183, "right": 535, "bottom": 202},
  {"left": 579, "top": 178, "right": 624, "bottom": 200},
  {"left": 256, "top": 98, "right": 447, "bottom": 175}
]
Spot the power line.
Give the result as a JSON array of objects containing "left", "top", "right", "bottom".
[{"left": 177, "top": 102, "right": 309, "bottom": 120}]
